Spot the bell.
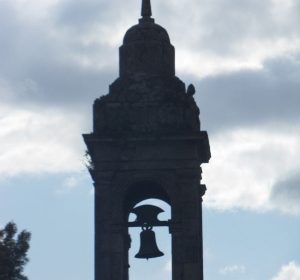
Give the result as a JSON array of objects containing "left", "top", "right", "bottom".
[{"left": 135, "top": 227, "right": 164, "bottom": 259}]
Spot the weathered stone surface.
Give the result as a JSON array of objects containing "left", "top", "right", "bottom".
[
  {"left": 120, "top": 21, "right": 175, "bottom": 77},
  {"left": 83, "top": 1, "right": 210, "bottom": 280},
  {"left": 93, "top": 76, "right": 200, "bottom": 137}
]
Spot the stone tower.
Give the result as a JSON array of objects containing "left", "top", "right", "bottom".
[{"left": 83, "top": 1, "right": 211, "bottom": 280}]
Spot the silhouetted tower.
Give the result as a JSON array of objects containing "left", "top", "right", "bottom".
[{"left": 83, "top": 1, "right": 211, "bottom": 280}]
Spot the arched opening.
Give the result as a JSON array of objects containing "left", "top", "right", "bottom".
[
  {"left": 129, "top": 199, "right": 171, "bottom": 280},
  {"left": 124, "top": 181, "right": 172, "bottom": 280},
  {"left": 123, "top": 180, "right": 171, "bottom": 219}
]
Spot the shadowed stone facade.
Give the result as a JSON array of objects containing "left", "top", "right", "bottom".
[{"left": 83, "top": 1, "right": 211, "bottom": 279}]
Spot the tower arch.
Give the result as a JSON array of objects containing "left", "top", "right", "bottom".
[{"left": 123, "top": 180, "right": 171, "bottom": 219}]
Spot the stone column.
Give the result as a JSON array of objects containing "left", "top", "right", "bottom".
[
  {"left": 94, "top": 173, "right": 128, "bottom": 280},
  {"left": 171, "top": 171, "right": 205, "bottom": 280}
]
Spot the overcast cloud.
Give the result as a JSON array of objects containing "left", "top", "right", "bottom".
[
  {"left": 271, "top": 261, "right": 300, "bottom": 280},
  {"left": 0, "top": 0, "right": 299, "bottom": 215}
]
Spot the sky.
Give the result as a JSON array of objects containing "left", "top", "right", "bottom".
[{"left": 0, "top": 0, "right": 300, "bottom": 279}]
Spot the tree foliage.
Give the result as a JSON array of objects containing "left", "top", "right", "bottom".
[{"left": 0, "top": 222, "right": 31, "bottom": 280}]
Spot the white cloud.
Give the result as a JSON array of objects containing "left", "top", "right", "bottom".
[
  {"left": 0, "top": 104, "right": 86, "bottom": 177},
  {"left": 54, "top": 173, "right": 90, "bottom": 195},
  {"left": 271, "top": 262, "right": 300, "bottom": 280},
  {"left": 176, "top": 37, "right": 300, "bottom": 78},
  {"left": 202, "top": 125, "right": 300, "bottom": 214},
  {"left": 156, "top": 0, "right": 300, "bottom": 77},
  {"left": 164, "top": 260, "right": 172, "bottom": 273},
  {"left": 270, "top": 172, "right": 300, "bottom": 215},
  {"left": 63, "top": 176, "right": 80, "bottom": 189},
  {"left": 219, "top": 264, "right": 246, "bottom": 275}
]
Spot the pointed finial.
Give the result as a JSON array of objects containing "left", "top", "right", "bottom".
[{"left": 141, "top": 0, "right": 152, "bottom": 18}]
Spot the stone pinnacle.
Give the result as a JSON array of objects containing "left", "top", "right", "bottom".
[{"left": 141, "top": 0, "right": 152, "bottom": 18}]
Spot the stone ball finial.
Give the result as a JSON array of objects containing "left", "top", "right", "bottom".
[{"left": 187, "top": 84, "right": 196, "bottom": 96}]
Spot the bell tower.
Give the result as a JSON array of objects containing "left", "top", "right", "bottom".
[{"left": 83, "top": 1, "right": 211, "bottom": 280}]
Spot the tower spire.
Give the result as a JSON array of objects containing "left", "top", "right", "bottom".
[{"left": 141, "top": 0, "right": 152, "bottom": 18}]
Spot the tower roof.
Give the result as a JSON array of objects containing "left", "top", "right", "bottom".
[
  {"left": 123, "top": 23, "right": 170, "bottom": 45},
  {"left": 120, "top": 0, "right": 174, "bottom": 77}
]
